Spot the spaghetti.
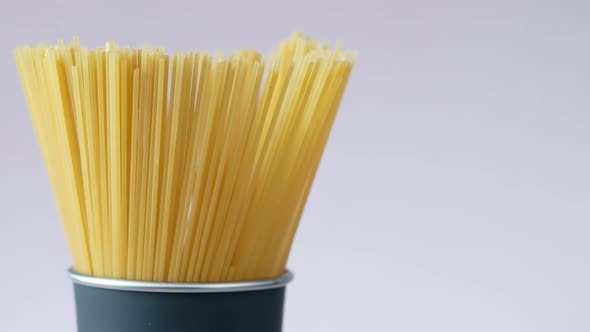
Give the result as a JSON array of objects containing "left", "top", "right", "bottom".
[{"left": 14, "top": 33, "right": 355, "bottom": 282}]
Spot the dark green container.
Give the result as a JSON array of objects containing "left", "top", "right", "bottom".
[{"left": 69, "top": 269, "right": 294, "bottom": 332}]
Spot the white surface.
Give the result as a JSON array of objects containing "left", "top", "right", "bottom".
[{"left": 1, "top": 0, "right": 590, "bottom": 331}]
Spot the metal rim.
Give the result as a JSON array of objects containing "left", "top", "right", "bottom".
[{"left": 68, "top": 268, "right": 294, "bottom": 293}]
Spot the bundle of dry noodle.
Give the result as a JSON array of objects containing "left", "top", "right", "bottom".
[{"left": 14, "top": 33, "right": 356, "bottom": 282}]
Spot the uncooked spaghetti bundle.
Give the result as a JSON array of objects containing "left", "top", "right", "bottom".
[{"left": 15, "top": 33, "right": 355, "bottom": 332}]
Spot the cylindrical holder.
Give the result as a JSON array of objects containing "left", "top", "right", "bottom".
[{"left": 69, "top": 269, "right": 294, "bottom": 332}]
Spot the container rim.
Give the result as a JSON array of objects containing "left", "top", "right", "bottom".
[{"left": 68, "top": 268, "right": 294, "bottom": 293}]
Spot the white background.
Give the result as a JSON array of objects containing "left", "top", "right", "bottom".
[{"left": 1, "top": 0, "right": 589, "bottom": 331}]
